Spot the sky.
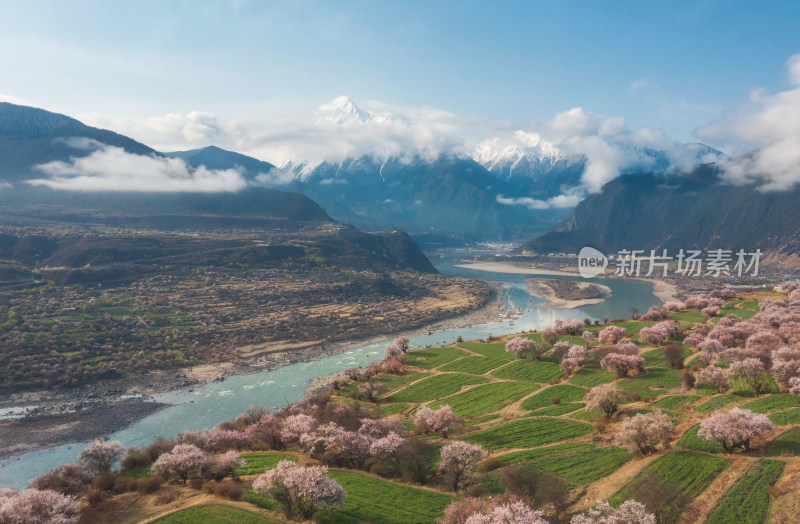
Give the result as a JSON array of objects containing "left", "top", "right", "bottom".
[{"left": 2, "top": 1, "right": 800, "bottom": 196}]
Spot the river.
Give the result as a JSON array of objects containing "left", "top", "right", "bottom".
[{"left": 0, "top": 250, "right": 659, "bottom": 488}]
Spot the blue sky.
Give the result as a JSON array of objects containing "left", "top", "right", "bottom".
[{"left": 0, "top": 0, "right": 798, "bottom": 145}]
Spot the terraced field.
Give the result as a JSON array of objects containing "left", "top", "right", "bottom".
[
  {"left": 458, "top": 342, "right": 516, "bottom": 360},
  {"left": 696, "top": 394, "right": 744, "bottom": 412},
  {"left": 706, "top": 460, "right": 784, "bottom": 524},
  {"left": 384, "top": 373, "right": 489, "bottom": 403},
  {"left": 466, "top": 417, "right": 594, "bottom": 450},
  {"left": 767, "top": 428, "right": 800, "bottom": 456},
  {"left": 533, "top": 447, "right": 632, "bottom": 484},
  {"left": 520, "top": 384, "right": 586, "bottom": 411},
  {"left": 491, "top": 360, "right": 563, "bottom": 382},
  {"left": 320, "top": 471, "right": 453, "bottom": 524},
  {"left": 403, "top": 347, "right": 468, "bottom": 369},
  {"left": 427, "top": 381, "right": 540, "bottom": 417},
  {"left": 740, "top": 394, "right": 799, "bottom": 413},
  {"left": 439, "top": 356, "right": 507, "bottom": 374},
  {"left": 611, "top": 451, "right": 730, "bottom": 505}
]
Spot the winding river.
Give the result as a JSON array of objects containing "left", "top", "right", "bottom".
[{"left": 0, "top": 251, "right": 659, "bottom": 488}]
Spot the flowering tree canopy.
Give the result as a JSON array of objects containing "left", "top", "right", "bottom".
[
  {"left": 614, "top": 410, "right": 674, "bottom": 455},
  {"left": 212, "top": 450, "right": 246, "bottom": 481},
  {"left": 600, "top": 352, "right": 644, "bottom": 378},
  {"left": 0, "top": 488, "right": 80, "bottom": 524},
  {"left": 464, "top": 501, "right": 549, "bottom": 524},
  {"left": 729, "top": 358, "right": 771, "bottom": 396},
  {"left": 253, "top": 460, "right": 346, "bottom": 520},
  {"left": 638, "top": 321, "right": 679, "bottom": 345},
  {"left": 506, "top": 337, "right": 544, "bottom": 359},
  {"left": 586, "top": 384, "right": 626, "bottom": 418},
  {"left": 415, "top": 405, "right": 463, "bottom": 438},
  {"left": 570, "top": 500, "right": 656, "bottom": 524},
  {"left": 151, "top": 444, "right": 211, "bottom": 483},
  {"left": 598, "top": 326, "right": 627, "bottom": 344},
  {"left": 439, "top": 441, "right": 483, "bottom": 491},
  {"left": 561, "top": 345, "right": 590, "bottom": 375},
  {"left": 696, "top": 365, "right": 729, "bottom": 393},
  {"left": 78, "top": 438, "right": 124, "bottom": 474},
  {"left": 281, "top": 413, "right": 317, "bottom": 442},
  {"left": 697, "top": 408, "right": 773, "bottom": 453}
]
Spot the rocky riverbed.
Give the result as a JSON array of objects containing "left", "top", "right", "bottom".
[{"left": 0, "top": 286, "right": 506, "bottom": 462}]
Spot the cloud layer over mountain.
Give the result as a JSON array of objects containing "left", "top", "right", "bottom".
[
  {"left": 28, "top": 140, "right": 247, "bottom": 193},
  {"left": 697, "top": 53, "right": 800, "bottom": 191}
]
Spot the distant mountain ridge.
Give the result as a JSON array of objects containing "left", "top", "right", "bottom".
[
  {"left": 0, "top": 102, "right": 155, "bottom": 181},
  {"left": 522, "top": 165, "right": 800, "bottom": 258}
]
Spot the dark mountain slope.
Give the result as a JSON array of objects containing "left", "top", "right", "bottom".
[
  {"left": 0, "top": 102, "right": 155, "bottom": 180},
  {"left": 523, "top": 165, "right": 800, "bottom": 256}
]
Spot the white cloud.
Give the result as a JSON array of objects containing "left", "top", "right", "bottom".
[
  {"left": 27, "top": 145, "right": 247, "bottom": 192},
  {"left": 496, "top": 193, "right": 579, "bottom": 210},
  {"left": 80, "top": 96, "right": 721, "bottom": 203},
  {"left": 696, "top": 53, "right": 800, "bottom": 191},
  {"left": 254, "top": 167, "right": 294, "bottom": 186}
]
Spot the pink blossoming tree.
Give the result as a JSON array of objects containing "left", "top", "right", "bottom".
[
  {"left": 438, "top": 441, "right": 484, "bottom": 491},
  {"left": 598, "top": 326, "right": 627, "bottom": 344},
  {"left": 729, "top": 358, "right": 771, "bottom": 396},
  {"left": 600, "top": 352, "right": 644, "bottom": 377},
  {"left": 0, "top": 488, "right": 80, "bottom": 524},
  {"left": 151, "top": 444, "right": 212, "bottom": 483},
  {"left": 697, "top": 408, "right": 773, "bottom": 453},
  {"left": 614, "top": 410, "right": 675, "bottom": 455},
  {"left": 78, "top": 438, "right": 124, "bottom": 474},
  {"left": 570, "top": 499, "right": 656, "bottom": 524},
  {"left": 696, "top": 365, "right": 729, "bottom": 393},
  {"left": 585, "top": 384, "right": 626, "bottom": 418},
  {"left": 252, "top": 460, "right": 346, "bottom": 520},
  {"left": 415, "top": 405, "right": 463, "bottom": 438}
]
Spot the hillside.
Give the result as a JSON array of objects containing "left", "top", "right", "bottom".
[
  {"left": 61, "top": 286, "right": 800, "bottom": 524},
  {"left": 0, "top": 102, "right": 155, "bottom": 181},
  {"left": 523, "top": 165, "right": 800, "bottom": 259}
]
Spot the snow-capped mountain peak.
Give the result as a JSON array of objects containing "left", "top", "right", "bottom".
[{"left": 318, "top": 96, "right": 372, "bottom": 125}]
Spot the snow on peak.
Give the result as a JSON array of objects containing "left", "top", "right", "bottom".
[
  {"left": 318, "top": 96, "right": 372, "bottom": 125},
  {"left": 472, "top": 130, "right": 567, "bottom": 177}
]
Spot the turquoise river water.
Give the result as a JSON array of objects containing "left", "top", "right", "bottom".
[{"left": 0, "top": 250, "right": 659, "bottom": 488}]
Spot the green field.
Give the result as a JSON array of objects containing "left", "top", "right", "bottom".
[
  {"left": 706, "top": 460, "right": 784, "bottom": 524},
  {"left": 767, "top": 428, "right": 800, "bottom": 456},
  {"left": 568, "top": 366, "right": 616, "bottom": 387},
  {"left": 769, "top": 408, "right": 800, "bottom": 426},
  {"left": 466, "top": 417, "right": 594, "bottom": 450},
  {"left": 611, "top": 451, "right": 729, "bottom": 506},
  {"left": 617, "top": 367, "right": 682, "bottom": 397},
  {"left": 439, "top": 356, "right": 507, "bottom": 374},
  {"left": 155, "top": 504, "right": 286, "bottom": 524},
  {"left": 380, "top": 403, "right": 410, "bottom": 416},
  {"left": 668, "top": 310, "right": 706, "bottom": 323},
  {"left": 236, "top": 453, "right": 296, "bottom": 476},
  {"left": 678, "top": 425, "right": 725, "bottom": 453},
  {"left": 642, "top": 347, "right": 692, "bottom": 368},
  {"left": 696, "top": 395, "right": 744, "bottom": 413},
  {"left": 740, "top": 394, "right": 799, "bottom": 413},
  {"left": 497, "top": 442, "right": 597, "bottom": 465},
  {"left": 375, "top": 372, "right": 429, "bottom": 392},
  {"left": 404, "top": 347, "right": 468, "bottom": 369},
  {"left": 384, "top": 373, "right": 489, "bottom": 403},
  {"left": 534, "top": 447, "right": 632, "bottom": 484},
  {"left": 458, "top": 342, "right": 517, "bottom": 360},
  {"left": 533, "top": 402, "right": 585, "bottom": 416},
  {"left": 319, "top": 471, "right": 453, "bottom": 524},
  {"left": 520, "top": 384, "right": 586, "bottom": 411},
  {"left": 491, "top": 360, "right": 564, "bottom": 382},
  {"left": 427, "top": 381, "right": 539, "bottom": 417},
  {"left": 650, "top": 395, "right": 700, "bottom": 411}
]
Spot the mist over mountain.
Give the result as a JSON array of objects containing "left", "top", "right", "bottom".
[{"left": 522, "top": 165, "right": 800, "bottom": 260}]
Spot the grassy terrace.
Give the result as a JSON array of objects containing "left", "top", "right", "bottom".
[{"left": 115, "top": 291, "right": 799, "bottom": 523}]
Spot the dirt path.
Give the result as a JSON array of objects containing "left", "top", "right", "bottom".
[
  {"left": 768, "top": 460, "right": 800, "bottom": 524},
  {"left": 572, "top": 452, "right": 662, "bottom": 511},
  {"left": 681, "top": 457, "right": 750, "bottom": 523}
]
